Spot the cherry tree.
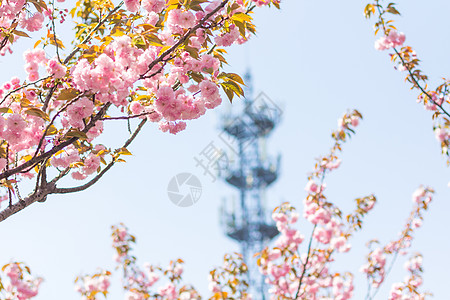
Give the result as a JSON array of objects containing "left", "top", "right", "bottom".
[
  {"left": 0, "top": 0, "right": 446, "bottom": 300},
  {"left": 0, "top": 0, "right": 279, "bottom": 222}
]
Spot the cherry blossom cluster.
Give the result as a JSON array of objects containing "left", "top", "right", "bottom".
[
  {"left": 388, "top": 254, "right": 430, "bottom": 300},
  {"left": 374, "top": 30, "right": 405, "bottom": 51},
  {"left": 66, "top": 0, "right": 278, "bottom": 137},
  {"left": 257, "top": 204, "right": 305, "bottom": 298},
  {"left": 0, "top": 1, "right": 43, "bottom": 55},
  {"left": 74, "top": 271, "right": 111, "bottom": 300},
  {"left": 303, "top": 110, "right": 364, "bottom": 233},
  {"left": 80, "top": 224, "right": 252, "bottom": 300},
  {"left": 258, "top": 203, "right": 356, "bottom": 299},
  {"left": 0, "top": 0, "right": 70, "bottom": 56},
  {"left": 0, "top": 262, "right": 42, "bottom": 300},
  {"left": 109, "top": 224, "right": 200, "bottom": 300},
  {"left": 415, "top": 91, "right": 448, "bottom": 112},
  {"left": 256, "top": 111, "right": 367, "bottom": 299},
  {"left": 208, "top": 253, "right": 251, "bottom": 299},
  {"left": 255, "top": 109, "right": 434, "bottom": 299},
  {"left": 366, "top": 1, "right": 450, "bottom": 163},
  {"left": 434, "top": 125, "right": 450, "bottom": 149},
  {"left": 361, "top": 186, "right": 433, "bottom": 295}
]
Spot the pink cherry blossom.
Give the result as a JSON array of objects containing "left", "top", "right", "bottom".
[
  {"left": 375, "top": 30, "right": 406, "bottom": 50},
  {"left": 125, "top": 0, "right": 140, "bottom": 12}
]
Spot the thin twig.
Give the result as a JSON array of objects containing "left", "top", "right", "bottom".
[
  {"left": 375, "top": 3, "right": 450, "bottom": 119},
  {"left": 34, "top": 93, "right": 86, "bottom": 158},
  {"left": 0, "top": 76, "right": 50, "bottom": 106},
  {"left": 0, "top": 19, "right": 17, "bottom": 53},
  {"left": 294, "top": 224, "right": 317, "bottom": 299},
  {"left": 101, "top": 111, "right": 153, "bottom": 121},
  {"left": 0, "top": 103, "right": 110, "bottom": 180},
  {"left": 63, "top": 1, "right": 124, "bottom": 65},
  {"left": 392, "top": 47, "right": 450, "bottom": 118},
  {"left": 54, "top": 119, "right": 146, "bottom": 194},
  {"left": 51, "top": 0, "right": 62, "bottom": 64}
]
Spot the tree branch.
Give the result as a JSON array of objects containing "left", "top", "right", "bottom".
[
  {"left": 101, "top": 112, "right": 153, "bottom": 121},
  {"left": 0, "top": 19, "right": 17, "bottom": 53},
  {"left": 0, "top": 103, "right": 110, "bottom": 180},
  {"left": 294, "top": 224, "right": 316, "bottom": 300},
  {"left": 51, "top": 0, "right": 62, "bottom": 64},
  {"left": 0, "top": 117, "right": 146, "bottom": 222},
  {"left": 53, "top": 119, "right": 146, "bottom": 194},
  {"left": 0, "top": 182, "right": 56, "bottom": 223},
  {"left": 63, "top": 1, "right": 124, "bottom": 65},
  {"left": 0, "top": 76, "right": 51, "bottom": 106}
]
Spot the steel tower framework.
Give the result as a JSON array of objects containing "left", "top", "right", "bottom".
[{"left": 219, "top": 71, "right": 281, "bottom": 300}]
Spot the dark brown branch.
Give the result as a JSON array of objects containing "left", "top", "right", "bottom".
[
  {"left": 53, "top": 160, "right": 115, "bottom": 194},
  {"left": 0, "top": 182, "right": 56, "bottom": 222},
  {"left": 0, "top": 76, "right": 50, "bottom": 106},
  {"left": 35, "top": 93, "right": 86, "bottom": 158},
  {"left": 49, "top": 167, "right": 70, "bottom": 186},
  {"left": 42, "top": 84, "right": 58, "bottom": 112},
  {"left": 392, "top": 47, "right": 450, "bottom": 118},
  {"left": 0, "top": 103, "right": 110, "bottom": 180},
  {"left": 37, "top": 159, "right": 49, "bottom": 203}
]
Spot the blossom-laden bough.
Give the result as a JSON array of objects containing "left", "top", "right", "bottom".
[
  {"left": 0, "top": 0, "right": 280, "bottom": 222},
  {"left": 256, "top": 110, "right": 432, "bottom": 300},
  {"left": 365, "top": 1, "right": 450, "bottom": 167}
]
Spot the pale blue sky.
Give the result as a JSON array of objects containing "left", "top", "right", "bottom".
[{"left": 0, "top": 0, "right": 449, "bottom": 299}]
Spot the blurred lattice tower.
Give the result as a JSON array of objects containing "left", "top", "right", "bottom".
[{"left": 219, "top": 71, "right": 281, "bottom": 300}]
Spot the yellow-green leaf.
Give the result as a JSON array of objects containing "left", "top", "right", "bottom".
[
  {"left": 13, "top": 30, "right": 30, "bottom": 38},
  {"left": 64, "top": 129, "right": 88, "bottom": 140},
  {"left": 57, "top": 88, "right": 79, "bottom": 101},
  {"left": 0, "top": 107, "right": 13, "bottom": 114},
  {"left": 25, "top": 108, "right": 50, "bottom": 121}
]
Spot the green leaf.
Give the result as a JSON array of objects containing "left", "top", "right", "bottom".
[
  {"left": 24, "top": 108, "right": 50, "bottom": 121},
  {"left": 364, "top": 4, "right": 375, "bottom": 18},
  {"left": 221, "top": 84, "right": 234, "bottom": 103},
  {"left": 0, "top": 107, "right": 13, "bottom": 114},
  {"left": 145, "top": 33, "right": 164, "bottom": 47},
  {"left": 233, "top": 20, "right": 246, "bottom": 37},
  {"left": 117, "top": 147, "right": 132, "bottom": 155},
  {"left": 57, "top": 88, "right": 79, "bottom": 100},
  {"left": 13, "top": 30, "right": 30, "bottom": 38},
  {"left": 232, "top": 13, "right": 252, "bottom": 23},
  {"left": 184, "top": 45, "right": 199, "bottom": 59},
  {"left": 189, "top": 71, "right": 204, "bottom": 83},
  {"left": 227, "top": 73, "right": 245, "bottom": 85},
  {"left": 222, "top": 80, "right": 244, "bottom": 97},
  {"left": 64, "top": 129, "right": 88, "bottom": 140},
  {"left": 45, "top": 125, "right": 58, "bottom": 136},
  {"left": 386, "top": 6, "right": 400, "bottom": 15}
]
